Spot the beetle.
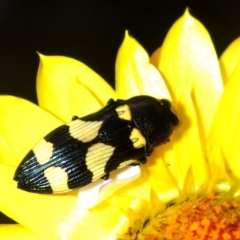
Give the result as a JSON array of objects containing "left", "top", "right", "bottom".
[{"left": 14, "top": 95, "right": 179, "bottom": 194}]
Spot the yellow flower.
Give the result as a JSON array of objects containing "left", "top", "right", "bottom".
[
  {"left": 0, "top": 33, "right": 168, "bottom": 239},
  {"left": 1, "top": 9, "right": 240, "bottom": 239}
]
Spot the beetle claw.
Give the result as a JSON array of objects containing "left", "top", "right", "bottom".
[{"left": 101, "top": 173, "right": 110, "bottom": 180}]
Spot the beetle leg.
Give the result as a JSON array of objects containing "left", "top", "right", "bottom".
[
  {"left": 138, "top": 156, "right": 147, "bottom": 164},
  {"left": 163, "top": 138, "right": 170, "bottom": 144},
  {"left": 144, "top": 145, "right": 153, "bottom": 156},
  {"left": 107, "top": 98, "right": 115, "bottom": 104},
  {"left": 101, "top": 173, "right": 110, "bottom": 180},
  {"left": 72, "top": 115, "right": 79, "bottom": 121},
  {"left": 116, "top": 99, "right": 125, "bottom": 104},
  {"left": 107, "top": 98, "right": 125, "bottom": 106},
  {"left": 129, "top": 156, "right": 147, "bottom": 166}
]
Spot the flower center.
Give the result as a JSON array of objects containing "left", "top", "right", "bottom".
[{"left": 136, "top": 194, "right": 240, "bottom": 240}]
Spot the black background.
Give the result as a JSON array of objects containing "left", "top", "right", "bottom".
[{"left": 1, "top": 0, "right": 240, "bottom": 224}]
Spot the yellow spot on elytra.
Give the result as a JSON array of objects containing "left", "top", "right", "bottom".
[
  {"left": 85, "top": 143, "right": 115, "bottom": 181},
  {"left": 130, "top": 128, "right": 146, "bottom": 148},
  {"left": 33, "top": 139, "right": 54, "bottom": 165},
  {"left": 44, "top": 166, "right": 69, "bottom": 193},
  {"left": 67, "top": 119, "right": 103, "bottom": 142},
  {"left": 115, "top": 104, "right": 132, "bottom": 121}
]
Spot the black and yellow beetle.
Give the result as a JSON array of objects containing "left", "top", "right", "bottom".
[{"left": 14, "top": 95, "right": 179, "bottom": 194}]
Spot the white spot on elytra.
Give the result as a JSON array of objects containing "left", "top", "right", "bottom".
[
  {"left": 33, "top": 139, "right": 54, "bottom": 165},
  {"left": 44, "top": 166, "right": 69, "bottom": 193},
  {"left": 130, "top": 128, "right": 146, "bottom": 148},
  {"left": 67, "top": 119, "right": 103, "bottom": 143},
  {"left": 85, "top": 143, "right": 115, "bottom": 181},
  {"left": 115, "top": 104, "right": 132, "bottom": 121}
]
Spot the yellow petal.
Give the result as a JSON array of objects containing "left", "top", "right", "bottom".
[
  {"left": 147, "top": 140, "right": 179, "bottom": 202},
  {"left": 0, "top": 225, "right": 42, "bottom": 240},
  {"left": 105, "top": 170, "right": 152, "bottom": 223},
  {"left": 158, "top": 9, "right": 223, "bottom": 140},
  {"left": 91, "top": 203, "right": 129, "bottom": 237},
  {"left": 219, "top": 37, "right": 240, "bottom": 84},
  {"left": 37, "top": 54, "right": 116, "bottom": 122},
  {"left": 150, "top": 47, "right": 161, "bottom": 67},
  {"left": 114, "top": 167, "right": 151, "bottom": 203},
  {"left": 115, "top": 32, "right": 171, "bottom": 100},
  {"left": 158, "top": 99, "right": 205, "bottom": 191},
  {"left": 172, "top": 94, "right": 208, "bottom": 188},
  {"left": 149, "top": 190, "right": 166, "bottom": 219},
  {"left": 0, "top": 96, "right": 62, "bottom": 166},
  {"left": 0, "top": 164, "right": 127, "bottom": 239},
  {"left": 207, "top": 61, "right": 240, "bottom": 183},
  {"left": 149, "top": 9, "right": 224, "bottom": 190}
]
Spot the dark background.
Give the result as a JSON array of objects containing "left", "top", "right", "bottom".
[{"left": 1, "top": 0, "right": 240, "bottom": 224}]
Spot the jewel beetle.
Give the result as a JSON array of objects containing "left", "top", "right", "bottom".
[{"left": 14, "top": 95, "right": 179, "bottom": 194}]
